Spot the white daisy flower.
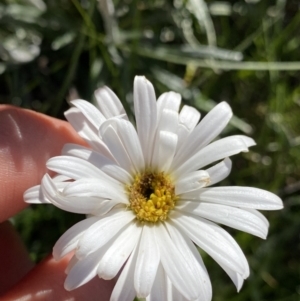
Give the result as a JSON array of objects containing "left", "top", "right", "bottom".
[{"left": 24, "top": 76, "right": 283, "bottom": 301}]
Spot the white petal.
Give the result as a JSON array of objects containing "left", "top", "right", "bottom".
[
  {"left": 206, "top": 158, "right": 232, "bottom": 186},
  {"left": 134, "top": 76, "right": 157, "bottom": 166},
  {"left": 239, "top": 135, "right": 256, "bottom": 146},
  {"left": 172, "top": 135, "right": 255, "bottom": 176},
  {"left": 146, "top": 264, "right": 168, "bottom": 301},
  {"left": 97, "top": 222, "right": 142, "bottom": 280},
  {"left": 110, "top": 243, "right": 138, "bottom": 301},
  {"left": 152, "top": 109, "right": 179, "bottom": 169},
  {"left": 100, "top": 124, "right": 133, "bottom": 173},
  {"left": 64, "top": 249, "right": 102, "bottom": 291},
  {"left": 61, "top": 143, "right": 114, "bottom": 166},
  {"left": 156, "top": 108, "right": 179, "bottom": 134},
  {"left": 217, "top": 261, "right": 244, "bottom": 292},
  {"left": 155, "top": 224, "right": 200, "bottom": 300},
  {"left": 134, "top": 225, "right": 160, "bottom": 298},
  {"left": 62, "top": 178, "right": 127, "bottom": 203},
  {"left": 65, "top": 255, "right": 79, "bottom": 274},
  {"left": 53, "top": 174, "right": 71, "bottom": 182},
  {"left": 100, "top": 164, "right": 133, "bottom": 185},
  {"left": 94, "top": 86, "right": 128, "bottom": 119},
  {"left": 177, "top": 105, "right": 201, "bottom": 147},
  {"left": 174, "top": 102, "right": 232, "bottom": 168},
  {"left": 24, "top": 176, "right": 70, "bottom": 205},
  {"left": 214, "top": 222, "right": 250, "bottom": 278},
  {"left": 157, "top": 131, "right": 178, "bottom": 172},
  {"left": 171, "top": 211, "right": 246, "bottom": 275},
  {"left": 175, "top": 170, "right": 210, "bottom": 195},
  {"left": 171, "top": 285, "right": 189, "bottom": 301},
  {"left": 24, "top": 184, "right": 51, "bottom": 204},
  {"left": 53, "top": 216, "right": 99, "bottom": 260},
  {"left": 166, "top": 276, "right": 173, "bottom": 301},
  {"left": 112, "top": 119, "right": 145, "bottom": 172},
  {"left": 165, "top": 223, "right": 212, "bottom": 301},
  {"left": 177, "top": 201, "right": 269, "bottom": 238},
  {"left": 64, "top": 107, "right": 97, "bottom": 139},
  {"left": 91, "top": 199, "right": 125, "bottom": 216},
  {"left": 244, "top": 208, "right": 269, "bottom": 228},
  {"left": 62, "top": 144, "right": 132, "bottom": 184},
  {"left": 64, "top": 107, "right": 113, "bottom": 158},
  {"left": 76, "top": 210, "right": 135, "bottom": 259},
  {"left": 157, "top": 92, "right": 181, "bottom": 119},
  {"left": 179, "top": 105, "right": 201, "bottom": 131},
  {"left": 41, "top": 175, "right": 104, "bottom": 214},
  {"left": 183, "top": 186, "right": 283, "bottom": 210},
  {"left": 47, "top": 156, "right": 119, "bottom": 186},
  {"left": 70, "top": 99, "right": 106, "bottom": 129}
]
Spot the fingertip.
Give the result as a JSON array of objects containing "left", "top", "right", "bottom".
[{"left": 0, "top": 105, "right": 86, "bottom": 222}]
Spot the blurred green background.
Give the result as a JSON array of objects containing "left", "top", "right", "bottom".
[{"left": 1, "top": 0, "right": 299, "bottom": 300}]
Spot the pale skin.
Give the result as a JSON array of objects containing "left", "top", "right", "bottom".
[{"left": 0, "top": 105, "right": 114, "bottom": 300}]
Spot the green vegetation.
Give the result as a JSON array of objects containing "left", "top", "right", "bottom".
[{"left": 1, "top": 0, "right": 299, "bottom": 300}]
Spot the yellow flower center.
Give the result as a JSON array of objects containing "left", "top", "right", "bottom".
[{"left": 127, "top": 171, "right": 177, "bottom": 223}]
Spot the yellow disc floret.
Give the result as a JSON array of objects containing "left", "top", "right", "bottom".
[{"left": 127, "top": 171, "right": 177, "bottom": 223}]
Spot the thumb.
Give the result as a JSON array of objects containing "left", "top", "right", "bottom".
[{"left": 0, "top": 254, "right": 114, "bottom": 301}]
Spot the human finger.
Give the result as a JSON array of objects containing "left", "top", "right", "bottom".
[
  {"left": 0, "top": 221, "right": 34, "bottom": 295},
  {"left": 0, "top": 105, "right": 86, "bottom": 222},
  {"left": 0, "top": 254, "right": 114, "bottom": 301}
]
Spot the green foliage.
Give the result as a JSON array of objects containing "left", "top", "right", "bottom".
[{"left": 1, "top": 0, "right": 299, "bottom": 300}]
